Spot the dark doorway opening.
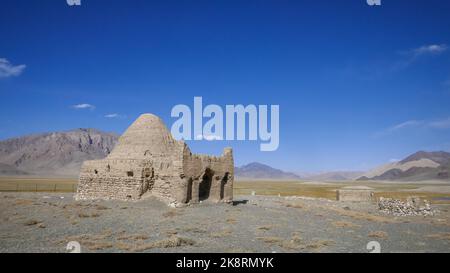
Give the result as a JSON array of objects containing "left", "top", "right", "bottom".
[
  {"left": 141, "top": 167, "right": 154, "bottom": 195},
  {"left": 186, "top": 178, "right": 193, "bottom": 203},
  {"left": 199, "top": 169, "right": 213, "bottom": 201},
  {"left": 220, "top": 172, "right": 229, "bottom": 200}
]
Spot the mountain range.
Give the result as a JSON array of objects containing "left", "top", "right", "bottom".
[
  {"left": 235, "top": 162, "right": 301, "bottom": 180},
  {"left": 357, "top": 151, "right": 450, "bottom": 181},
  {"left": 0, "top": 129, "right": 118, "bottom": 177},
  {"left": 0, "top": 129, "right": 449, "bottom": 181}
]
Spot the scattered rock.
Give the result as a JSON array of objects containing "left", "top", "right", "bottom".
[{"left": 378, "top": 197, "right": 437, "bottom": 216}]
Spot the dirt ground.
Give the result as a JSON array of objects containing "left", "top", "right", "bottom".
[{"left": 1, "top": 192, "right": 450, "bottom": 253}]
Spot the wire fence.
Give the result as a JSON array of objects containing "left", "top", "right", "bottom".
[{"left": 0, "top": 183, "right": 77, "bottom": 192}]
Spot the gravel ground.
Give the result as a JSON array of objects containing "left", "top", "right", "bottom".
[{"left": 1, "top": 192, "right": 450, "bottom": 253}]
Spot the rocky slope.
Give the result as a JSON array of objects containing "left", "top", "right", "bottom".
[
  {"left": 0, "top": 129, "right": 119, "bottom": 177},
  {"left": 358, "top": 151, "right": 450, "bottom": 181}
]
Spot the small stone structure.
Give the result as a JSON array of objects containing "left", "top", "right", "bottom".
[
  {"left": 336, "top": 186, "right": 374, "bottom": 202},
  {"left": 75, "top": 114, "right": 234, "bottom": 206}
]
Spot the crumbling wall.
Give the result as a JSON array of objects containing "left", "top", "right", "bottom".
[
  {"left": 76, "top": 159, "right": 153, "bottom": 201},
  {"left": 181, "top": 146, "right": 234, "bottom": 204},
  {"left": 76, "top": 113, "right": 234, "bottom": 206}
]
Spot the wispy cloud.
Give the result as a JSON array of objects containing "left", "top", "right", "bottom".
[
  {"left": 390, "top": 120, "right": 423, "bottom": 131},
  {"left": 393, "top": 44, "right": 448, "bottom": 70},
  {"left": 429, "top": 117, "right": 450, "bottom": 129},
  {"left": 341, "top": 43, "right": 448, "bottom": 80},
  {"left": 104, "top": 113, "right": 125, "bottom": 119},
  {"left": 409, "top": 44, "right": 448, "bottom": 57},
  {"left": 71, "top": 103, "right": 95, "bottom": 110},
  {"left": 373, "top": 120, "right": 422, "bottom": 137},
  {"left": 375, "top": 117, "right": 450, "bottom": 137},
  {"left": 0, "top": 58, "right": 26, "bottom": 78}
]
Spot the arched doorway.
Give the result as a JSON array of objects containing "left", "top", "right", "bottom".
[
  {"left": 186, "top": 178, "right": 193, "bottom": 203},
  {"left": 141, "top": 167, "right": 154, "bottom": 195},
  {"left": 199, "top": 169, "right": 213, "bottom": 201}
]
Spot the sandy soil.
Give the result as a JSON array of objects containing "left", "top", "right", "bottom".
[{"left": 1, "top": 192, "right": 450, "bottom": 253}]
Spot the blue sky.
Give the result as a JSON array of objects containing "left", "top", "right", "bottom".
[{"left": 1, "top": 0, "right": 450, "bottom": 172}]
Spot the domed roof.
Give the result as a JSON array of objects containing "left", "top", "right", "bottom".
[{"left": 108, "top": 114, "right": 182, "bottom": 159}]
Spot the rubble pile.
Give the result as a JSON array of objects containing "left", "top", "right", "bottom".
[{"left": 378, "top": 197, "right": 437, "bottom": 216}]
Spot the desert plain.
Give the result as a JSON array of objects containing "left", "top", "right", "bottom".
[{"left": 1, "top": 177, "right": 450, "bottom": 253}]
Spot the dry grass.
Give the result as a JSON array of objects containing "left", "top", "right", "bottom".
[
  {"left": 64, "top": 232, "right": 114, "bottom": 251},
  {"left": 165, "top": 229, "right": 179, "bottom": 236},
  {"left": 85, "top": 241, "right": 114, "bottom": 250},
  {"left": 368, "top": 231, "right": 389, "bottom": 239},
  {"left": 426, "top": 232, "right": 450, "bottom": 241},
  {"left": 78, "top": 212, "right": 101, "bottom": 218},
  {"left": 331, "top": 221, "right": 361, "bottom": 229},
  {"left": 94, "top": 205, "right": 109, "bottom": 210},
  {"left": 115, "top": 241, "right": 134, "bottom": 251},
  {"left": 226, "top": 217, "right": 237, "bottom": 224},
  {"left": 235, "top": 180, "right": 450, "bottom": 204},
  {"left": 61, "top": 231, "right": 195, "bottom": 252},
  {"left": 61, "top": 203, "right": 85, "bottom": 210},
  {"left": 15, "top": 199, "right": 34, "bottom": 206},
  {"left": 0, "top": 177, "right": 77, "bottom": 192},
  {"left": 162, "top": 210, "right": 179, "bottom": 218},
  {"left": 117, "top": 234, "right": 149, "bottom": 241},
  {"left": 23, "top": 219, "right": 42, "bottom": 226},
  {"left": 235, "top": 181, "right": 338, "bottom": 199},
  {"left": 279, "top": 234, "right": 303, "bottom": 250},
  {"left": 257, "top": 225, "right": 273, "bottom": 231},
  {"left": 319, "top": 205, "right": 396, "bottom": 223},
  {"left": 306, "top": 239, "right": 335, "bottom": 250},
  {"left": 284, "top": 202, "right": 305, "bottom": 209},
  {"left": 132, "top": 236, "right": 195, "bottom": 252},
  {"left": 256, "top": 236, "right": 283, "bottom": 244},
  {"left": 210, "top": 229, "right": 232, "bottom": 238}
]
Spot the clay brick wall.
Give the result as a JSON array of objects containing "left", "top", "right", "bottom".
[{"left": 76, "top": 114, "right": 234, "bottom": 207}]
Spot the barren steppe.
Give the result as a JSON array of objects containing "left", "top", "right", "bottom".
[{"left": 1, "top": 179, "right": 450, "bottom": 253}]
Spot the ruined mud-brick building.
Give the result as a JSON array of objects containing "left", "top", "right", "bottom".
[
  {"left": 75, "top": 114, "right": 234, "bottom": 206},
  {"left": 336, "top": 186, "right": 374, "bottom": 202}
]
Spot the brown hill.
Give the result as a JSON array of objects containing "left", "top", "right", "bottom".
[
  {"left": 0, "top": 129, "right": 118, "bottom": 177},
  {"left": 358, "top": 151, "right": 450, "bottom": 181}
]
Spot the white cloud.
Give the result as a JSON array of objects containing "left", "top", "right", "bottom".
[
  {"left": 0, "top": 58, "right": 26, "bottom": 78},
  {"left": 71, "top": 103, "right": 95, "bottom": 110},
  {"left": 376, "top": 117, "right": 450, "bottom": 137},
  {"left": 392, "top": 44, "right": 448, "bottom": 70},
  {"left": 104, "top": 113, "right": 122, "bottom": 118},
  {"left": 390, "top": 120, "right": 423, "bottom": 131},
  {"left": 411, "top": 44, "right": 448, "bottom": 56}
]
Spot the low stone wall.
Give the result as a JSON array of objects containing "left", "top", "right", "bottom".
[{"left": 336, "top": 189, "right": 374, "bottom": 202}]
